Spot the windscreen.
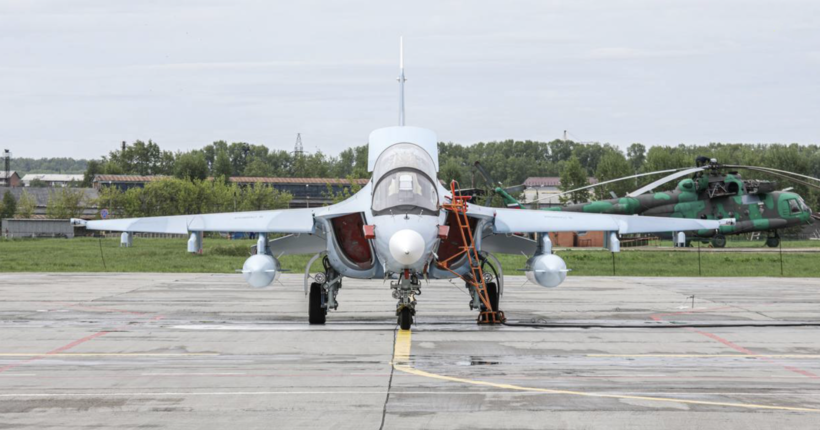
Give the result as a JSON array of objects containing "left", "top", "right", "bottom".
[
  {"left": 372, "top": 143, "right": 437, "bottom": 185},
  {"left": 372, "top": 170, "right": 438, "bottom": 213}
]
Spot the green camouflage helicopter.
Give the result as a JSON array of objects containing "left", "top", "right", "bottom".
[{"left": 475, "top": 159, "right": 818, "bottom": 248}]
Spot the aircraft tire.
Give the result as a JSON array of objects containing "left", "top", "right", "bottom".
[
  {"left": 485, "top": 282, "right": 500, "bottom": 313},
  {"left": 309, "top": 282, "right": 326, "bottom": 325},
  {"left": 766, "top": 236, "right": 780, "bottom": 248},
  {"left": 399, "top": 307, "right": 413, "bottom": 330},
  {"left": 711, "top": 235, "right": 727, "bottom": 248}
]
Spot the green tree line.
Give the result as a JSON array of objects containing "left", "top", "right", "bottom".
[
  {"left": 9, "top": 137, "right": 819, "bottom": 210},
  {"left": 6, "top": 157, "right": 88, "bottom": 176},
  {"left": 96, "top": 178, "right": 292, "bottom": 219}
]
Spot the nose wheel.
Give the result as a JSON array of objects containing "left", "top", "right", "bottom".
[
  {"left": 393, "top": 273, "right": 419, "bottom": 330},
  {"left": 398, "top": 307, "right": 413, "bottom": 330}
]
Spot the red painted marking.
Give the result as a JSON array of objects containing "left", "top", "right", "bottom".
[
  {"left": 0, "top": 331, "right": 109, "bottom": 374},
  {"left": 650, "top": 306, "right": 820, "bottom": 379},
  {"left": 0, "top": 305, "right": 165, "bottom": 374}
]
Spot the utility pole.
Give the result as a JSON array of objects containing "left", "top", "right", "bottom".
[
  {"left": 2, "top": 149, "right": 10, "bottom": 186},
  {"left": 563, "top": 130, "right": 567, "bottom": 142}
]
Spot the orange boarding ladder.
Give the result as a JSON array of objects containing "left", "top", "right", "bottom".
[{"left": 437, "top": 181, "right": 505, "bottom": 324}]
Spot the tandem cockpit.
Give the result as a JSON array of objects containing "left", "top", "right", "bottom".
[{"left": 371, "top": 142, "right": 440, "bottom": 216}]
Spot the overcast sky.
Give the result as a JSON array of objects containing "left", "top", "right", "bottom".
[{"left": 2, "top": 0, "right": 818, "bottom": 159}]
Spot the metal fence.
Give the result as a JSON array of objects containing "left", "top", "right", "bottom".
[{"left": 1, "top": 218, "right": 74, "bottom": 239}]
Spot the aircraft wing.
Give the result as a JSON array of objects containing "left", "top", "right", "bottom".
[
  {"left": 73, "top": 182, "right": 374, "bottom": 235},
  {"left": 468, "top": 205, "right": 724, "bottom": 234},
  {"left": 74, "top": 208, "right": 319, "bottom": 235}
]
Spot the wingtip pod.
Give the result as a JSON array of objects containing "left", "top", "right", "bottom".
[
  {"left": 525, "top": 254, "right": 568, "bottom": 288},
  {"left": 242, "top": 254, "right": 280, "bottom": 288},
  {"left": 70, "top": 218, "right": 87, "bottom": 227}
]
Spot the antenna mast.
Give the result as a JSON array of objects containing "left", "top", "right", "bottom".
[
  {"left": 398, "top": 36, "right": 406, "bottom": 126},
  {"left": 294, "top": 133, "right": 304, "bottom": 156}
]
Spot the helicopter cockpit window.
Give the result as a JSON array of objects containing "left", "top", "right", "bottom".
[
  {"left": 798, "top": 198, "right": 809, "bottom": 212},
  {"left": 372, "top": 170, "right": 438, "bottom": 214},
  {"left": 788, "top": 199, "right": 801, "bottom": 214}
]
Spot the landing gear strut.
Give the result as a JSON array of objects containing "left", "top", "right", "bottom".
[
  {"left": 766, "top": 232, "right": 780, "bottom": 248},
  {"left": 308, "top": 256, "right": 341, "bottom": 325},
  {"left": 392, "top": 272, "right": 419, "bottom": 330}
]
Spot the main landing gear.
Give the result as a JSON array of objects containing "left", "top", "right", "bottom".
[
  {"left": 711, "top": 234, "right": 727, "bottom": 248},
  {"left": 308, "top": 256, "right": 342, "bottom": 325},
  {"left": 465, "top": 263, "right": 502, "bottom": 322},
  {"left": 766, "top": 232, "right": 781, "bottom": 248},
  {"left": 392, "top": 272, "right": 420, "bottom": 330}
]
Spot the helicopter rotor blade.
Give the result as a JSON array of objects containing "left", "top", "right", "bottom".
[
  {"left": 473, "top": 161, "right": 501, "bottom": 188},
  {"left": 724, "top": 165, "right": 820, "bottom": 184},
  {"left": 533, "top": 167, "right": 686, "bottom": 203},
  {"left": 725, "top": 166, "right": 820, "bottom": 192},
  {"left": 626, "top": 167, "right": 706, "bottom": 197},
  {"left": 503, "top": 184, "right": 526, "bottom": 195}
]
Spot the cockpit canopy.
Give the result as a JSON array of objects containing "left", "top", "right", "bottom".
[
  {"left": 372, "top": 170, "right": 438, "bottom": 214},
  {"left": 371, "top": 143, "right": 439, "bottom": 214}
]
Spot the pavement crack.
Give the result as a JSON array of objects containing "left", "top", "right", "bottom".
[{"left": 378, "top": 327, "right": 398, "bottom": 430}]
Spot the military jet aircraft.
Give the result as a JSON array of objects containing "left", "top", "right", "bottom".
[
  {"left": 535, "top": 159, "right": 818, "bottom": 247},
  {"left": 71, "top": 42, "right": 725, "bottom": 329}
]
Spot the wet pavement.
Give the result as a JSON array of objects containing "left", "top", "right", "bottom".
[{"left": 1, "top": 273, "right": 819, "bottom": 429}]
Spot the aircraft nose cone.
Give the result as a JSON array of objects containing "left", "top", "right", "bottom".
[{"left": 389, "top": 229, "right": 426, "bottom": 266}]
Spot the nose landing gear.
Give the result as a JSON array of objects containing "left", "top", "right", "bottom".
[{"left": 392, "top": 272, "right": 420, "bottom": 330}]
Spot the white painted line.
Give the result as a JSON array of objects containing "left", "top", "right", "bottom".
[
  {"left": 141, "top": 373, "right": 246, "bottom": 376},
  {"left": 1, "top": 391, "right": 820, "bottom": 398}
]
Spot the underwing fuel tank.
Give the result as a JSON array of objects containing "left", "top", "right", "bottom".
[
  {"left": 524, "top": 254, "right": 568, "bottom": 288},
  {"left": 241, "top": 254, "right": 280, "bottom": 288}
]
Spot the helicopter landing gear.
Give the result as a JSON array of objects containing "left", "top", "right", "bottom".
[
  {"left": 711, "top": 234, "right": 727, "bottom": 248},
  {"left": 393, "top": 273, "right": 419, "bottom": 330},
  {"left": 766, "top": 232, "right": 780, "bottom": 248}
]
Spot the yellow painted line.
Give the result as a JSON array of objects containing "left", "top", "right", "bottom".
[
  {"left": 588, "top": 354, "right": 820, "bottom": 358},
  {"left": 0, "top": 353, "right": 218, "bottom": 357},
  {"left": 392, "top": 329, "right": 820, "bottom": 413}
]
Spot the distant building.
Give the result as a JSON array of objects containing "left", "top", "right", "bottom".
[
  {"left": 522, "top": 176, "right": 597, "bottom": 206},
  {"left": 22, "top": 174, "right": 84, "bottom": 187},
  {"left": 92, "top": 175, "right": 170, "bottom": 191},
  {"left": 92, "top": 175, "right": 369, "bottom": 208},
  {"left": 0, "top": 171, "right": 21, "bottom": 187}
]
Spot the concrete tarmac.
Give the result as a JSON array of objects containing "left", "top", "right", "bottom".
[{"left": 1, "top": 273, "right": 819, "bottom": 429}]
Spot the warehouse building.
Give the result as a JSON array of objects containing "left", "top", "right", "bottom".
[{"left": 22, "top": 174, "right": 84, "bottom": 187}]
